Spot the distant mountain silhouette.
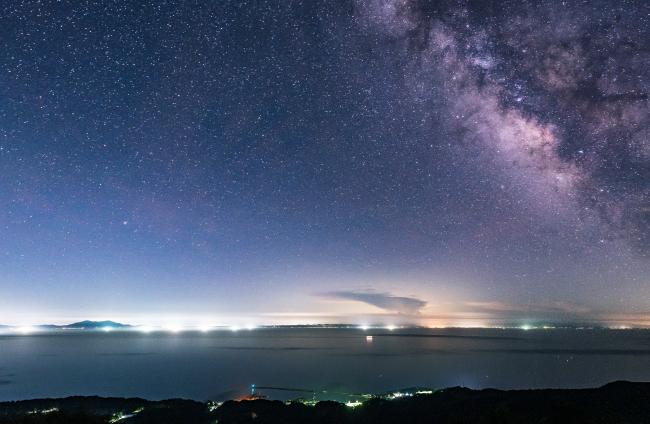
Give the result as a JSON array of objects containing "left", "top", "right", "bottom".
[
  {"left": 1, "top": 321, "right": 132, "bottom": 331},
  {"left": 61, "top": 320, "right": 131, "bottom": 329}
]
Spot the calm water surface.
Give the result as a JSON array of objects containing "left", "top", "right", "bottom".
[{"left": 1, "top": 328, "right": 650, "bottom": 401}]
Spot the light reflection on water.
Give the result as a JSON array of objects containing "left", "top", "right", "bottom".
[{"left": 1, "top": 328, "right": 650, "bottom": 401}]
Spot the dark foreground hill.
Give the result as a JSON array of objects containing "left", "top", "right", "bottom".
[{"left": 1, "top": 381, "right": 650, "bottom": 424}]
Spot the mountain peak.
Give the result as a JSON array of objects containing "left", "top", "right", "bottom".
[{"left": 64, "top": 320, "right": 130, "bottom": 329}]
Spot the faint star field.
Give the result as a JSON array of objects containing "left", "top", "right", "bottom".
[{"left": 1, "top": 0, "right": 649, "bottom": 327}]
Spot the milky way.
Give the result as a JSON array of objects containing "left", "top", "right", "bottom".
[
  {"left": 358, "top": 0, "right": 650, "bottom": 251},
  {"left": 0, "top": 0, "right": 649, "bottom": 326}
]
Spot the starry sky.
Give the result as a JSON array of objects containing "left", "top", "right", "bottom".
[{"left": 1, "top": 0, "right": 649, "bottom": 327}]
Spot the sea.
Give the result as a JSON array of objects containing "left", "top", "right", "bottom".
[{"left": 1, "top": 327, "right": 650, "bottom": 402}]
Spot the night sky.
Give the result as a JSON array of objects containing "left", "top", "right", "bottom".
[{"left": 1, "top": 0, "right": 649, "bottom": 328}]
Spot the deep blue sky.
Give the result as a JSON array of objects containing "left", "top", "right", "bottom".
[{"left": 1, "top": 0, "right": 649, "bottom": 327}]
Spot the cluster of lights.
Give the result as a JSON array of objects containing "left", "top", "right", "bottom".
[
  {"left": 4, "top": 323, "right": 410, "bottom": 335},
  {"left": 163, "top": 324, "right": 184, "bottom": 333},
  {"left": 109, "top": 410, "right": 140, "bottom": 423},
  {"left": 386, "top": 390, "right": 433, "bottom": 399},
  {"left": 358, "top": 325, "right": 399, "bottom": 331},
  {"left": 130, "top": 324, "right": 258, "bottom": 333},
  {"left": 207, "top": 401, "right": 223, "bottom": 412},
  {"left": 342, "top": 388, "right": 434, "bottom": 408},
  {"left": 344, "top": 400, "right": 363, "bottom": 408},
  {"left": 28, "top": 408, "right": 59, "bottom": 415},
  {"left": 0, "top": 323, "right": 262, "bottom": 334},
  {"left": 229, "top": 325, "right": 257, "bottom": 332},
  {"left": 387, "top": 391, "right": 412, "bottom": 400},
  {"left": 0, "top": 326, "right": 43, "bottom": 335}
]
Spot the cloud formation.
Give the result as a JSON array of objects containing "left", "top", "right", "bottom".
[{"left": 321, "top": 290, "right": 427, "bottom": 315}]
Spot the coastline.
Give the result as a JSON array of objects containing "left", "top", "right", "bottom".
[{"left": 2, "top": 381, "right": 650, "bottom": 423}]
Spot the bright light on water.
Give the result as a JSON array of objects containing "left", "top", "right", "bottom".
[{"left": 164, "top": 324, "right": 183, "bottom": 333}]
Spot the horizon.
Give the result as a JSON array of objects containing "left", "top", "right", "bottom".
[{"left": 2, "top": 316, "right": 649, "bottom": 330}]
